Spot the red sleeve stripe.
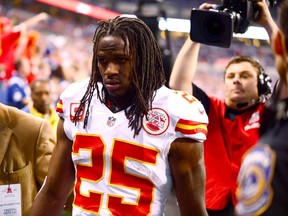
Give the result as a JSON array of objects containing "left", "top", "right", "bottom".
[
  {"left": 176, "top": 126, "right": 207, "bottom": 136},
  {"left": 56, "top": 99, "right": 63, "bottom": 113},
  {"left": 176, "top": 119, "right": 208, "bottom": 136},
  {"left": 177, "top": 118, "right": 203, "bottom": 125}
]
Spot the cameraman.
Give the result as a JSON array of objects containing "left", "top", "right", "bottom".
[{"left": 169, "top": 1, "right": 278, "bottom": 216}]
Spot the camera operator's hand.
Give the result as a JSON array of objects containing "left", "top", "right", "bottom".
[
  {"left": 253, "top": 0, "right": 278, "bottom": 40},
  {"left": 198, "top": 3, "right": 216, "bottom": 10}
]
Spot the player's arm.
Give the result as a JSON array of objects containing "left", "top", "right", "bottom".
[
  {"left": 169, "top": 138, "right": 208, "bottom": 216},
  {"left": 30, "top": 118, "right": 75, "bottom": 216},
  {"left": 169, "top": 3, "right": 215, "bottom": 95}
]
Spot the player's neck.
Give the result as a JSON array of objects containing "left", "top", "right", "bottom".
[{"left": 104, "top": 91, "right": 133, "bottom": 113}]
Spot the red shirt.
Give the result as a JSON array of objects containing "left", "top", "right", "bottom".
[
  {"left": 0, "top": 30, "right": 21, "bottom": 80},
  {"left": 205, "top": 97, "right": 265, "bottom": 210}
]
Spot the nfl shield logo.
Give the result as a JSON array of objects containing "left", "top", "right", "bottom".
[{"left": 107, "top": 116, "right": 116, "bottom": 127}]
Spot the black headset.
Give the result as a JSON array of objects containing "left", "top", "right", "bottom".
[
  {"left": 259, "top": 80, "right": 287, "bottom": 136},
  {"left": 235, "top": 58, "right": 272, "bottom": 109},
  {"left": 256, "top": 61, "right": 272, "bottom": 99}
]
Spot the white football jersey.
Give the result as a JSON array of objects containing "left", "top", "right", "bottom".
[{"left": 57, "top": 78, "right": 208, "bottom": 216}]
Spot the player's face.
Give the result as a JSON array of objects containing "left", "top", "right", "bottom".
[
  {"left": 224, "top": 62, "right": 259, "bottom": 106},
  {"left": 96, "top": 36, "right": 132, "bottom": 98}
]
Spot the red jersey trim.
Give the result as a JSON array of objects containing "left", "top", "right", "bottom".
[
  {"left": 56, "top": 99, "right": 63, "bottom": 113},
  {"left": 175, "top": 118, "right": 207, "bottom": 135}
]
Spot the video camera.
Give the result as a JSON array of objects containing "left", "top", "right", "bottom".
[{"left": 190, "top": 0, "right": 276, "bottom": 48}]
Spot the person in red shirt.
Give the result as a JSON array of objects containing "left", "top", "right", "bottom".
[
  {"left": 0, "top": 13, "right": 48, "bottom": 81},
  {"left": 169, "top": 1, "right": 278, "bottom": 216},
  {"left": 0, "top": 16, "right": 22, "bottom": 81}
]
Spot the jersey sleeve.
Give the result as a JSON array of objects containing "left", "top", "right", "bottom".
[
  {"left": 168, "top": 90, "right": 208, "bottom": 143},
  {"left": 56, "top": 78, "right": 90, "bottom": 140}
]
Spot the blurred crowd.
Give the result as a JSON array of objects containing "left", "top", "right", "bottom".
[
  {"left": 0, "top": 4, "right": 93, "bottom": 107},
  {"left": 0, "top": 3, "right": 277, "bottom": 106}
]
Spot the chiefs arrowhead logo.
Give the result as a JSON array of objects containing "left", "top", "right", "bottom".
[{"left": 142, "top": 108, "right": 170, "bottom": 135}]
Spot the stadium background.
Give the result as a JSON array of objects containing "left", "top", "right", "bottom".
[{"left": 1, "top": 0, "right": 278, "bottom": 99}]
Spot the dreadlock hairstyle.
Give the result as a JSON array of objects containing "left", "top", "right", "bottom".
[{"left": 74, "top": 16, "right": 166, "bottom": 137}]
